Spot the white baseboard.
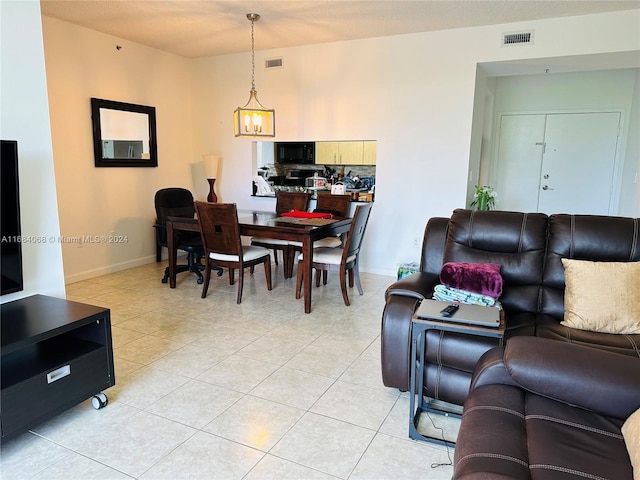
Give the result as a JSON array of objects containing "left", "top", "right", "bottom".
[{"left": 64, "top": 255, "right": 159, "bottom": 284}]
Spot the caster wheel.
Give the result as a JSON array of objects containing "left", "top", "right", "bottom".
[
  {"left": 161, "top": 277, "right": 168, "bottom": 284},
  {"left": 216, "top": 269, "right": 223, "bottom": 277},
  {"left": 197, "top": 277, "right": 204, "bottom": 284},
  {"left": 92, "top": 392, "right": 108, "bottom": 409}
]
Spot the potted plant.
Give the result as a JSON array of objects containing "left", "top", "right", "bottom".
[{"left": 470, "top": 185, "right": 497, "bottom": 211}]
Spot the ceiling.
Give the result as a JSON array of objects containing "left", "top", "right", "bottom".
[{"left": 40, "top": 1, "right": 640, "bottom": 59}]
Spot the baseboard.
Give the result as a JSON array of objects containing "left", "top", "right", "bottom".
[{"left": 64, "top": 255, "right": 159, "bottom": 284}]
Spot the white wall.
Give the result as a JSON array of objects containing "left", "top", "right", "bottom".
[
  {"left": 42, "top": 17, "right": 199, "bottom": 283},
  {"left": 190, "top": 11, "right": 640, "bottom": 276},
  {"left": 0, "top": 1, "right": 65, "bottom": 303},
  {"left": 39, "top": 10, "right": 640, "bottom": 282}
]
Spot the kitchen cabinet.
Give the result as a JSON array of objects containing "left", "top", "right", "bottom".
[
  {"left": 316, "top": 141, "right": 374, "bottom": 165},
  {"left": 363, "top": 141, "right": 377, "bottom": 165},
  {"left": 315, "top": 141, "right": 340, "bottom": 165}
]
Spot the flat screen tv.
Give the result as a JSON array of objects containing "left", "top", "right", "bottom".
[{"left": 1, "top": 140, "right": 24, "bottom": 295}]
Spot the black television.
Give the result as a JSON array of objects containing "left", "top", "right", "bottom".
[{"left": 1, "top": 140, "right": 24, "bottom": 295}]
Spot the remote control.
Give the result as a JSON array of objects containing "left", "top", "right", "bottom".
[{"left": 440, "top": 304, "right": 459, "bottom": 317}]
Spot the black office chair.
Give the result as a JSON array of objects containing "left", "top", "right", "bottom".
[{"left": 154, "top": 188, "right": 217, "bottom": 284}]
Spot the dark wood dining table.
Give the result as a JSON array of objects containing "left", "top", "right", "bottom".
[{"left": 166, "top": 210, "right": 352, "bottom": 313}]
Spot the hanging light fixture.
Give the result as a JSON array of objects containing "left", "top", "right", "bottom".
[{"left": 234, "top": 13, "right": 275, "bottom": 137}]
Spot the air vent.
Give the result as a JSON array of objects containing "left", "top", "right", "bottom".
[
  {"left": 265, "top": 57, "right": 283, "bottom": 69},
  {"left": 502, "top": 31, "right": 534, "bottom": 46}
]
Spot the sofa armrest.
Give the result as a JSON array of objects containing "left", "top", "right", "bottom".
[
  {"left": 469, "top": 347, "right": 520, "bottom": 391},
  {"left": 380, "top": 294, "right": 423, "bottom": 391},
  {"left": 503, "top": 337, "right": 640, "bottom": 419},
  {"left": 385, "top": 272, "right": 439, "bottom": 301}
]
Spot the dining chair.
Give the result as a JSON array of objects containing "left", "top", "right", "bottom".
[
  {"left": 251, "top": 191, "right": 310, "bottom": 278},
  {"left": 285, "top": 192, "right": 353, "bottom": 277},
  {"left": 195, "top": 201, "right": 272, "bottom": 304},
  {"left": 154, "top": 188, "right": 205, "bottom": 284},
  {"left": 311, "top": 192, "right": 352, "bottom": 248},
  {"left": 295, "top": 202, "right": 373, "bottom": 306}
]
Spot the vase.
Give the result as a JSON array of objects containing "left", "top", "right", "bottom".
[{"left": 207, "top": 178, "right": 218, "bottom": 203}]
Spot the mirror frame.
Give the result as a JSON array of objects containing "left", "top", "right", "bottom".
[{"left": 91, "top": 97, "right": 158, "bottom": 167}]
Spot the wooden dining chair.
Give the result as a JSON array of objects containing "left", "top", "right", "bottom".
[
  {"left": 285, "top": 192, "right": 353, "bottom": 277},
  {"left": 312, "top": 192, "right": 352, "bottom": 248},
  {"left": 195, "top": 201, "right": 272, "bottom": 304},
  {"left": 314, "top": 192, "right": 351, "bottom": 218},
  {"left": 251, "top": 191, "right": 310, "bottom": 278},
  {"left": 295, "top": 202, "right": 372, "bottom": 306}
]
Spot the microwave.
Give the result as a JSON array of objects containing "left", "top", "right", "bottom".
[{"left": 275, "top": 142, "right": 315, "bottom": 164}]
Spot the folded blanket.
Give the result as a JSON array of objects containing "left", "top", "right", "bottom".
[
  {"left": 440, "top": 262, "right": 503, "bottom": 298},
  {"left": 433, "top": 284, "right": 498, "bottom": 307},
  {"left": 281, "top": 210, "right": 333, "bottom": 219}
]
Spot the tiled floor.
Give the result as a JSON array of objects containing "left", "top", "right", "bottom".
[{"left": 1, "top": 260, "right": 458, "bottom": 479}]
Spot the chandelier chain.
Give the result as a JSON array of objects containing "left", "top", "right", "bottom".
[{"left": 250, "top": 15, "right": 255, "bottom": 91}]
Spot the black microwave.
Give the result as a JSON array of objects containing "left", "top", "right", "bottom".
[{"left": 275, "top": 142, "right": 315, "bottom": 164}]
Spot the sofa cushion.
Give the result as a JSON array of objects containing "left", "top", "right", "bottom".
[
  {"left": 454, "top": 384, "right": 529, "bottom": 479},
  {"left": 541, "top": 214, "right": 640, "bottom": 320},
  {"left": 524, "top": 394, "right": 631, "bottom": 480},
  {"left": 454, "top": 386, "right": 634, "bottom": 480},
  {"left": 444, "top": 209, "right": 548, "bottom": 316},
  {"left": 536, "top": 315, "right": 640, "bottom": 358},
  {"left": 622, "top": 407, "right": 640, "bottom": 480},
  {"left": 440, "top": 261, "right": 503, "bottom": 298},
  {"left": 560, "top": 259, "right": 640, "bottom": 334}
]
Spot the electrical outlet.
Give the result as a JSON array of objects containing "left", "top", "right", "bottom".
[{"left": 413, "top": 237, "right": 420, "bottom": 248}]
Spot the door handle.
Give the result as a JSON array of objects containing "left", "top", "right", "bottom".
[{"left": 542, "top": 185, "right": 554, "bottom": 191}]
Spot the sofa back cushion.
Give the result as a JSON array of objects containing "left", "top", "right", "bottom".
[
  {"left": 541, "top": 214, "right": 640, "bottom": 320},
  {"left": 443, "top": 209, "right": 548, "bottom": 315}
]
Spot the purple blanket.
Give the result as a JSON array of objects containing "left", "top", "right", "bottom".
[{"left": 440, "top": 262, "right": 503, "bottom": 298}]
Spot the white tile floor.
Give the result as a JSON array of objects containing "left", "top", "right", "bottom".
[{"left": 0, "top": 260, "right": 458, "bottom": 479}]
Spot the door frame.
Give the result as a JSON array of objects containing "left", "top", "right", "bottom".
[{"left": 488, "top": 108, "right": 626, "bottom": 215}]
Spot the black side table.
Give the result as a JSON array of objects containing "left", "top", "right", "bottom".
[{"left": 409, "top": 301, "right": 505, "bottom": 445}]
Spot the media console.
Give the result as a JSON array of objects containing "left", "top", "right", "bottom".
[{"left": 1, "top": 295, "right": 115, "bottom": 441}]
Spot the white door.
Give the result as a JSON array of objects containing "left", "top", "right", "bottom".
[
  {"left": 537, "top": 113, "right": 620, "bottom": 215},
  {"left": 494, "top": 112, "right": 620, "bottom": 215},
  {"left": 495, "top": 114, "right": 546, "bottom": 212}
]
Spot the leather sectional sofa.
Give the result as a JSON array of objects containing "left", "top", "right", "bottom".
[
  {"left": 453, "top": 336, "right": 640, "bottom": 479},
  {"left": 381, "top": 209, "right": 640, "bottom": 408}
]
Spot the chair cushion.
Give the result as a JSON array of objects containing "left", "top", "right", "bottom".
[
  {"left": 210, "top": 245, "right": 270, "bottom": 262},
  {"left": 313, "top": 236, "right": 342, "bottom": 248},
  {"left": 298, "top": 247, "right": 356, "bottom": 265},
  {"left": 288, "top": 237, "right": 341, "bottom": 248},
  {"left": 251, "top": 237, "right": 289, "bottom": 246},
  {"left": 560, "top": 259, "right": 640, "bottom": 334}
]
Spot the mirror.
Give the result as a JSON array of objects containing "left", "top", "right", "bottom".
[{"left": 91, "top": 98, "right": 158, "bottom": 167}]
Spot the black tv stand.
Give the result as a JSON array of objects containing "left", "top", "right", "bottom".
[{"left": 1, "top": 295, "right": 115, "bottom": 441}]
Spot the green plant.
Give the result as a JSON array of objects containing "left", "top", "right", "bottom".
[{"left": 470, "top": 185, "right": 497, "bottom": 211}]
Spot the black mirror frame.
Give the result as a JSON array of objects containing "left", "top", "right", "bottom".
[{"left": 91, "top": 97, "right": 158, "bottom": 167}]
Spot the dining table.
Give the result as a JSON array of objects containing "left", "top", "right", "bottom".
[{"left": 166, "top": 209, "right": 352, "bottom": 313}]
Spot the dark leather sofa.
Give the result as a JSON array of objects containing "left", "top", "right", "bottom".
[
  {"left": 381, "top": 209, "right": 640, "bottom": 407},
  {"left": 453, "top": 336, "right": 640, "bottom": 479}
]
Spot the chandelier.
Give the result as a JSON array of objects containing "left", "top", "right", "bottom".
[{"left": 234, "top": 13, "right": 275, "bottom": 137}]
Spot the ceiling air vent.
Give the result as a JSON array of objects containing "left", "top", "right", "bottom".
[
  {"left": 502, "top": 31, "right": 534, "bottom": 46},
  {"left": 265, "top": 57, "right": 283, "bottom": 69}
]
